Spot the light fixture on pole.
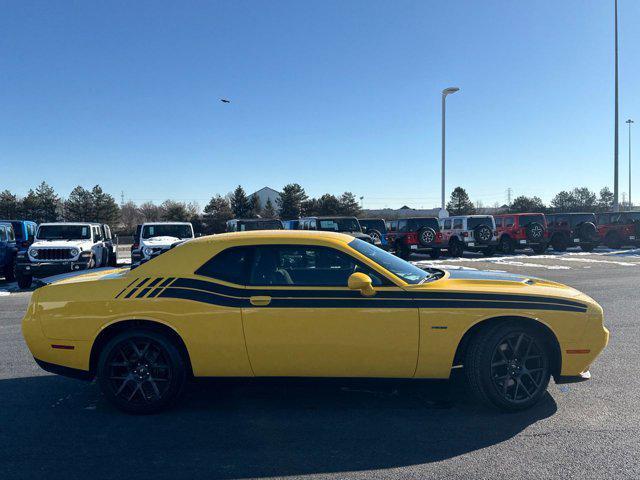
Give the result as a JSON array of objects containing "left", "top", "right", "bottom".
[{"left": 441, "top": 86, "right": 460, "bottom": 215}]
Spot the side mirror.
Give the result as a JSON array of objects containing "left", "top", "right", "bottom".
[{"left": 348, "top": 272, "right": 376, "bottom": 297}]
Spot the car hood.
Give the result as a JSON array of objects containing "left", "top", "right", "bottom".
[
  {"left": 405, "top": 268, "right": 593, "bottom": 303},
  {"left": 37, "top": 266, "right": 127, "bottom": 286},
  {"left": 31, "top": 239, "right": 90, "bottom": 249}
]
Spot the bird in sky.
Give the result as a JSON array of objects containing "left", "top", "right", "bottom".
[{"left": 220, "top": 98, "right": 230, "bottom": 103}]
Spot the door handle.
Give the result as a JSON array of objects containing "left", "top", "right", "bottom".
[{"left": 249, "top": 296, "right": 272, "bottom": 306}]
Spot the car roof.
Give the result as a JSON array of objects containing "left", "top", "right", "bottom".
[
  {"left": 0, "top": 219, "right": 36, "bottom": 224},
  {"left": 495, "top": 212, "right": 545, "bottom": 216},
  {"left": 141, "top": 222, "right": 192, "bottom": 225},
  {"left": 444, "top": 215, "right": 492, "bottom": 219},
  {"left": 190, "top": 230, "right": 355, "bottom": 245},
  {"left": 39, "top": 222, "right": 102, "bottom": 226}
]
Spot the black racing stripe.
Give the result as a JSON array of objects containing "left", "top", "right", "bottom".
[
  {"left": 159, "top": 277, "right": 175, "bottom": 287},
  {"left": 136, "top": 288, "right": 151, "bottom": 298},
  {"left": 182, "top": 277, "right": 587, "bottom": 309},
  {"left": 158, "top": 287, "right": 586, "bottom": 312},
  {"left": 124, "top": 288, "right": 139, "bottom": 299},
  {"left": 115, "top": 277, "right": 139, "bottom": 299},
  {"left": 136, "top": 277, "right": 151, "bottom": 288},
  {"left": 160, "top": 287, "right": 247, "bottom": 307},
  {"left": 147, "top": 288, "right": 163, "bottom": 298},
  {"left": 146, "top": 277, "right": 164, "bottom": 288}
]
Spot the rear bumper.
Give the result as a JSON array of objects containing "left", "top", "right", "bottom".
[
  {"left": 513, "top": 238, "right": 547, "bottom": 247},
  {"left": 464, "top": 240, "right": 498, "bottom": 250},
  {"left": 34, "top": 357, "right": 93, "bottom": 381},
  {"left": 409, "top": 244, "right": 442, "bottom": 252}
]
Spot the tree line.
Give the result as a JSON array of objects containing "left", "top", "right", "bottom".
[
  {"left": 446, "top": 186, "right": 619, "bottom": 216},
  {"left": 0, "top": 182, "right": 362, "bottom": 235}
]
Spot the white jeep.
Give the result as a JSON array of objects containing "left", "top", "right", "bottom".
[
  {"left": 439, "top": 215, "right": 498, "bottom": 257},
  {"left": 131, "top": 222, "right": 195, "bottom": 265},
  {"left": 15, "top": 222, "right": 111, "bottom": 288}
]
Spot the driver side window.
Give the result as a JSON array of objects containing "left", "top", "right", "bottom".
[{"left": 248, "top": 245, "right": 389, "bottom": 287}]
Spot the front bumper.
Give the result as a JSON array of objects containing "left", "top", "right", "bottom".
[{"left": 16, "top": 260, "right": 90, "bottom": 278}]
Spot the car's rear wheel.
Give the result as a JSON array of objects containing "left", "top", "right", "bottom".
[
  {"left": 396, "top": 242, "right": 411, "bottom": 260},
  {"left": 551, "top": 235, "right": 567, "bottom": 252},
  {"left": 17, "top": 275, "right": 32, "bottom": 289},
  {"left": 605, "top": 232, "right": 622, "bottom": 249},
  {"left": 448, "top": 239, "right": 464, "bottom": 258},
  {"left": 367, "top": 229, "right": 382, "bottom": 244},
  {"left": 429, "top": 248, "right": 441, "bottom": 259},
  {"left": 499, "top": 236, "right": 514, "bottom": 255},
  {"left": 531, "top": 244, "right": 547, "bottom": 255},
  {"left": 97, "top": 329, "right": 187, "bottom": 414},
  {"left": 465, "top": 321, "right": 551, "bottom": 411}
]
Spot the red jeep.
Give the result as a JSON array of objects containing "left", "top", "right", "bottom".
[
  {"left": 386, "top": 217, "right": 443, "bottom": 259},
  {"left": 494, "top": 213, "right": 548, "bottom": 254},
  {"left": 596, "top": 211, "right": 640, "bottom": 248}
]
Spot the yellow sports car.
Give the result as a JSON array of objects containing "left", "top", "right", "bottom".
[{"left": 22, "top": 230, "right": 608, "bottom": 413}]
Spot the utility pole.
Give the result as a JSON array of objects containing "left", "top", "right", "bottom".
[
  {"left": 441, "top": 86, "right": 460, "bottom": 216},
  {"left": 627, "top": 119, "right": 634, "bottom": 208},
  {"left": 613, "top": 0, "right": 620, "bottom": 211},
  {"left": 120, "top": 191, "right": 125, "bottom": 207}
]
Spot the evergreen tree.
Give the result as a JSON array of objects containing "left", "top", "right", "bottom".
[
  {"left": 0, "top": 190, "right": 20, "bottom": 219},
  {"left": 230, "top": 185, "right": 251, "bottom": 218},
  {"left": 597, "top": 187, "right": 614, "bottom": 212},
  {"left": 262, "top": 198, "right": 276, "bottom": 218},
  {"left": 300, "top": 198, "right": 319, "bottom": 216},
  {"left": 139, "top": 201, "right": 163, "bottom": 222},
  {"left": 22, "top": 182, "right": 60, "bottom": 223},
  {"left": 65, "top": 186, "right": 93, "bottom": 221},
  {"left": 161, "top": 200, "right": 191, "bottom": 221},
  {"left": 120, "top": 201, "right": 143, "bottom": 234},
  {"left": 571, "top": 187, "right": 597, "bottom": 211},
  {"left": 91, "top": 185, "right": 120, "bottom": 224},
  {"left": 446, "top": 187, "right": 476, "bottom": 215},
  {"left": 509, "top": 196, "right": 546, "bottom": 213},
  {"left": 248, "top": 194, "right": 261, "bottom": 218},
  {"left": 203, "top": 194, "right": 233, "bottom": 233},
  {"left": 550, "top": 190, "right": 574, "bottom": 212},
  {"left": 316, "top": 194, "right": 341, "bottom": 215},
  {"left": 338, "top": 192, "right": 361, "bottom": 216},
  {"left": 277, "top": 183, "right": 308, "bottom": 220}
]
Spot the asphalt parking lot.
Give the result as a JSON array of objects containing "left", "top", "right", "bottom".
[{"left": 1, "top": 247, "right": 639, "bottom": 479}]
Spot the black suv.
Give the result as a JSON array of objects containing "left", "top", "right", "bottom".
[
  {"left": 385, "top": 217, "right": 442, "bottom": 259},
  {"left": 298, "top": 216, "right": 374, "bottom": 243},
  {"left": 546, "top": 213, "right": 600, "bottom": 252},
  {"left": 226, "top": 218, "right": 284, "bottom": 232}
]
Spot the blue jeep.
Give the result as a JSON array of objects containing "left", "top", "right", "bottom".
[
  {"left": 2, "top": 220, "right": 37, "bottom": 253},
  {"left": 0, "top": 222, "right": 18, "bottom": 281}
]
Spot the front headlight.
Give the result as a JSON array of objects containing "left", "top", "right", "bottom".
[
  {"left": 30, "top": 249, "right": 38, "bottom": 258},
  {"left": 143, "top": 247, "right": 154, "bottom": 256},
  {"left": 70, "top": 248, "right": 80, "bottom": 257}
]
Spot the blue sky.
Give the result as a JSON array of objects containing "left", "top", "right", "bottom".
[{"left": 1, "top": 0, "right": 638, "bottom": 209}]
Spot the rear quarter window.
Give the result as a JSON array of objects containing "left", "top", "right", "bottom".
[{"left": 195, "top": 246, "right": 254, "bottom": 284}]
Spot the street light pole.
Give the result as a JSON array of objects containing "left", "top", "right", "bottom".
[
  {"left": 441, "top": 87, "right": 460, "bottom": 213},
  {"left": 627, "top": 119, "right": 634, "bottom": 208},
  {"left": 613, "top": 0, "right": 620, "bottom": 211}
]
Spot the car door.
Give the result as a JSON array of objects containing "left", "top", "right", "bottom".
[
  {"left": 0, "top": 226, "right": 7, "bottom": 267},
  {"left": 241, "top": 243, "right": 420, "bottom": 378}
]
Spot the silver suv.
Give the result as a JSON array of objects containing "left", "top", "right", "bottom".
[{"left": 439, "top": 215, "right": 498, "bottom": 257}]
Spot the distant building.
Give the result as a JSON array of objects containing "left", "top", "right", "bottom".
[{"left": 251, "top": 187, "right": 281, "bottom": 210}]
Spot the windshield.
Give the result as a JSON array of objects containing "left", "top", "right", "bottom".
[
  {"left": 348, "top": 238, "right": 437, "bottom": 284},
  {"left": 518, "top": 215, "right": 545, "bottom": 227},
  {"left": 239, "top": 220, "right": 283, "bottom": 231},
  {"left": 318, "top": 218, "right": 361, "bottom": 232},
  {"left": 37, "top": 225, "right": 91, "bottom": 240},
  {"left": 142, "top": 224, "right": 193, "bottom": 239},
  {"left": 467, "top": 217, "right": 493, "bottom": 229}
]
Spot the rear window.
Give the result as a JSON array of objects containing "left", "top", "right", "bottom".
[
  {"left": 10, "top": 222, "right": 24, "bottom": 241},
  {"left": 467, "top": 217, "right": 493, "bottom": 229},
  {"left": 407, "top": 218, "right": 439, "bottom": 231},
  {"left": 359, "top": 219, "right": 386, "bottom": 233},
  {"left": 518, "top": 215, "right": 545, "bottom": 227},
  {"left": 238, "top": 220, "right": 283, "bottom": 231}
]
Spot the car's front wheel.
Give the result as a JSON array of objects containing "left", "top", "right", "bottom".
[
  {"left": 465, "top": 321, "right": 551, "bottom": 411},
  {"left": 17, "top": 274, "right": 32, "bottom": 289},
  {"left": 97, "top": 329, "right": 187, "bottom": 414}
]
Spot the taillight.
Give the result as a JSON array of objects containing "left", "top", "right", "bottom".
[
  {"left": 405, "top": 233, "right": 418, "bottom": 244},
  {"left": 462, "top": 231, "right": 469, "bottom": 237},
  {"left": 132, "top": 243, "right": 139, "bottom": 250},
  {"left": 436, "top": 232, "right": 443, "bottom": 242}
]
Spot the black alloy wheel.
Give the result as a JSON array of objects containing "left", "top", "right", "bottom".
[
  {"left": 466, "top": 321, "right": 551, "bottom": 411},
  {"left": 98, "top": 330, "right": 187, "bottom": 414},
  {"left": 551, "top": 234, "right": 568, "bottom": 252}
]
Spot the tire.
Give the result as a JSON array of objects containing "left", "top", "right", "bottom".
[
  {"left": 499, "top": 236, "right": 515, "bottom": 255},
  {"left": 366, "top": 229, "right": 382, "bottom": 244},
  {"left": 551, "top": 235, "right": 567, "bottom": 252},
  {"left": 88, "top": 255, "right": 96, "bottom": 269},
  {"left": 482, "top": 246, "right": 495, "bottom": 257},
  {"left": 17, "top": 275, "right": 32, "bottom": 289},
  {"left": 97, "top": 329, "right": 187, "bottom": 414},
  {"left": 429, "top": 248, "right": 441, "bottom": 259},
  {"left": 605, "top": 232, "right": 622, "bottom": 249},
  {"left": 525, "top": 222, "right": 545, "bottom": 242},
  {"left": 396, "top": 243, "right": 411, "bottom": 260},
  {"left": 3, "top": 261, "right": 16, "bottom": 282},
  {"left": 579, "top": 222, "right": 598, "bottom": 242},
  {"left": 465, "top": 321, "right": 552, "bottom": 411},
  {"left": 448, "top": 239, "right": 464, "bottom": 258},
  {"left": 580, "top": 243, "right": 596, "bottom": 252},
  {"left": 108, "top": 251, "right": 118, "bottom": 267},
  {"left": 473, "top": 225, "right": 493, "bottom": 245},
  {"left": 417, "top": 227, "right": 437, "bottom": 247},
  {"left": 531, "top": 244, "right": 547, "bottom": 255}
]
